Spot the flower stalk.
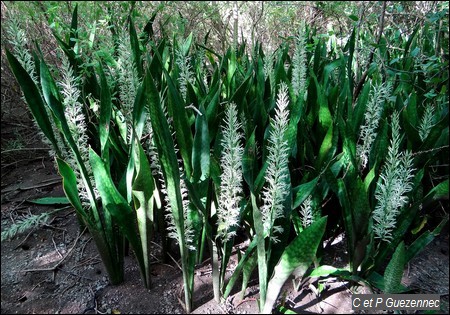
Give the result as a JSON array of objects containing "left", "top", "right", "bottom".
[{"left": 373, "top": 112, "right": 414, "bottom": 242}]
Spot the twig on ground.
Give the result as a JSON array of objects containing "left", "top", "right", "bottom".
[
  {"left": 74, "top": 256, "right": 101, "bottom": 268},
  {"left": 57, "top": 267, "right": 94, "bottom": 281},
  {"left": 149, "top": 253, "right": 175, "bottom": 269},
  {"left": 150, "top": 240, "right": 163, "bottom": 249},
  {"left": 1, "top": 147, "right": 49, "bottom": 154},
  {"left": 9, "top": 200, "right": 26, "bottom": 214},
  {"left": 82, "top": 285, "right": 106, "bottom": 314},
  {"left": 1, "top": 157, "right": 46, "bottom": 169},
  {"left": 9, "top": 210, "right": 17, "bottom": 225},
  {"left": 31, "top": 279, "right": 49, "bottom": 291},
  {"left": 21, "top": 227, "right": 86, "bottom": 273},
  {"left": 20, "top": 179, "right": 61, "bottom": 191},
  {"left": 54, "top": 208, "right": 75, "bottom": 219},
  {"left": 150, "top": 241, "right": 183, "bottom": 271},
  {"left": 166, "top": 252, "right": 182, "bottom": 272},
  {"left": 59, "top": 281, "right": 78, "bottom": 295},
  {"left": 42, "top": 223, "right": 68, "bottom": 233},
  {"left": 15, "top": 230, "right": 34, "bottom": 249},
  {"left": 176, "top": 295, "right": 187, "bottom": 313},
  {"left": 2, "top": 179, "right": 61, "bottom": 193},
  {"left": 80, "top": 237, "right": 93, "bottom": 258},
  {"left": 52, "top": 235, "right": 64, "bottom": 259},
  {"left": 177, "top": 286, "right": 187, "bottom": 313},
  {"left": 235, "top": 297, "right": 258, "bottom": 308}
]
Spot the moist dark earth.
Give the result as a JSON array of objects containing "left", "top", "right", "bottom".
[{"left": 1, "top": 107, "right": 449, "bottom": 314}]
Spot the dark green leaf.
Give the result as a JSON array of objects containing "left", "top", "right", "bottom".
[
  {"left": 316, "top": 123, "right": 333, "bottom": 169},
  {"left": 69, "top": 4, "right": 78, "bottom": 50},
  {"left": 5, "top": 49, "right": 60, "bottom": 156},
  {"left": 252, "top": 193, "right": 267, "bottom": 309},
  {"left": 132, "top": 139, "right": 155, "bottom": 288},
  {"left": 223, "top": 238, "right": 257, "bottom": 299},
  {"left": 242, "top": 128, "right": 257, "bottom": 191},
  {"left": 129, "top": 16, "right": 143, "bottom": 78},
  {"left": 263, "top": 216, "right": 327, "bottom": 313},
  {"left": 192, "top": 105, "right": 210, "bottom": 182},
  {"left": 28, "top": 197, "right": 70, "bottom": 205},
  {"left": 97, "top": 64, "right": 112, "bottom": 157},
  {"left": 132, "top": 79, "right": 148, "bottom": 140},
  {"left": 311, "top": 70, "right": 332, "bottom": 134},
  {"left": 163, "top": 68, "right": 193, "bottom": 178},
  {"left": 292, "top": 177, "right": 319, "bottom": 209},
  {"left": 383, "top": 241, "right": 406, "bottom": 293},
  {"left": 277, "top": 305, "right": 298, "bottom": 314},
  {"left": 56, "top": 158, "right": 92, "bottom": 227},
  {"left": 424, "top": 179, "right": 449, "bottom": 202},
  {"left": 90, "top": 148, "right": 148, "bottom": 288}
]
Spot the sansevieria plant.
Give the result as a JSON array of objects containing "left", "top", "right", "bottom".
[
  {"left": 5, "top": 5, "right": 155, "bottom": 288},
  {"left": 4, "top": 3, "right": 448, "bottom": 314}
]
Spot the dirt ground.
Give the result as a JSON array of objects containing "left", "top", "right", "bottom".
[{"left": 1, "top": 107, "right": 449, "bottom": 314}]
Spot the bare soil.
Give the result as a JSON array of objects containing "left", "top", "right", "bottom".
[{"left": 1, "top": 108, "right": 449, "bottom": 314}]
